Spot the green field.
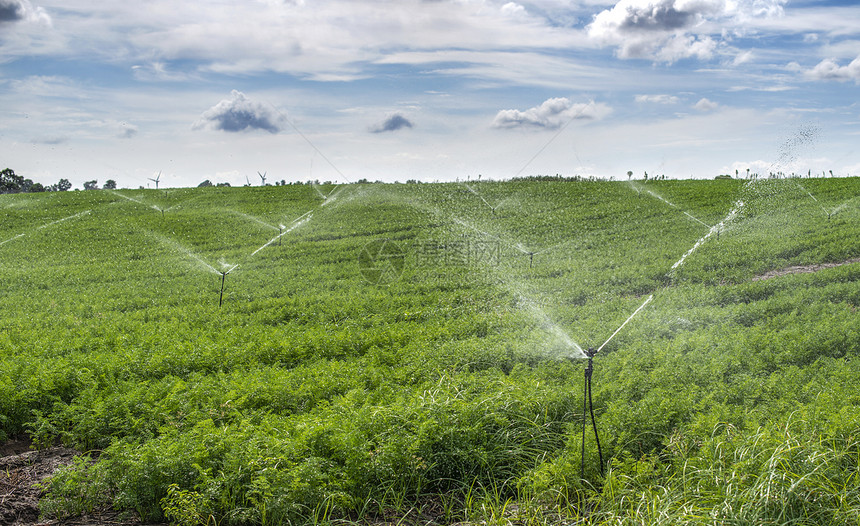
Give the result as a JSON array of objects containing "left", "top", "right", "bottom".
[{"left": 2, "top": 177, "right": 860, "bottom": 525}]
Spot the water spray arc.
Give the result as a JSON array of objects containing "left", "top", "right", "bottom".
[
  {"left": 109, "top": 190, "right": 164, "bottom": 216},
  {"left": 0, "top": 233, "right": 25, "bottom": 247},
  {"left": 632, "top": 183, "right": 712, "bottom": 229},
  {"left": 248, "top": 210, "right": 314, "bottom": 258},
  {"left": 462, "top": 183, "right": 498, "bottom": 215},
  {"left": 669, "top": 200, "right": 744, "bottom": 275},
  {"left": 1, "top": 210, "right": 92, "bottom": 249}
]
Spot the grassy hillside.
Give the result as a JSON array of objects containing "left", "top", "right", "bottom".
[{"left": 1, "top": 178, "right": 859, "bottom": 525}]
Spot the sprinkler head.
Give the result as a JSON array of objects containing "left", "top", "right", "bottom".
[{"left": 585, "top": 347, "right": 598, "bottom": 358}]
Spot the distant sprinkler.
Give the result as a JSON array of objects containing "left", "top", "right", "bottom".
[
  {"left": 278, "top": 224, "right": 285, "bottom": 246},
  {"left": 527, "top": 251, "right": 535, "bottom": 268},
  {"left": 258, "top": 171, "right": 267, "bottom": 185}
]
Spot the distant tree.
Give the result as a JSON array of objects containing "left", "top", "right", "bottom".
[
  {"left": 216, "top": 182, "right": 231, "bottom": 187},
  {"left": 103, "top": 179, "right": 117, "bottom": 190},
  {"left": 46, "top": 178, "right": 70, "bottom": 191},
  {"left": 0, "top": 168, "right": 25, "bottom": 194},
  {"left": 83, "top": 180, "right": 99, "bottom": 190},
  {"left": 627, "top": 170, "right": 633, "bottom": 180},
  {"left": 198, "top": 180, "right": 214, "bottom": 187}
]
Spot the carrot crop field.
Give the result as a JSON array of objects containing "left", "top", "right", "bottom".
[{"left": 1, "top": 177, "right": 859, "bottom": 525}]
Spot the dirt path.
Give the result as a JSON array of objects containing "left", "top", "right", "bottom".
[
  {"left": 0, "top": 439, "right": 151, "bottom": 526},
  {"left": 752, "top": 257, "right": 860, "bottom": 281}
]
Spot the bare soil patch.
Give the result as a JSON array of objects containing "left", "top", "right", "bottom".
[
  {"left": 752, "top": 257, "right": 860, "bottom": 281},
  {"left": 0, "top": 439, "right": 154, "bottom": 526}
]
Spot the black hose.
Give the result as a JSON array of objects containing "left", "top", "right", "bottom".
[
  {"left": 580, "top": 351, "right": 604, "bottom": 478},
  {"left": 580, "top": 365, "right": 588, "bottom": 479},
  {"left": 587, "top": 374, "right": 604, "bottom": 476}
]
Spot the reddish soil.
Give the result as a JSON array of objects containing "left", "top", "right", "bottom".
[{"left": 752, "top": 258, "right": 860, "bottom": 281}]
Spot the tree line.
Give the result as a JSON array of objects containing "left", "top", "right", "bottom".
[{"left": 0, "top": 168, "right": 119, "bottom": 193}]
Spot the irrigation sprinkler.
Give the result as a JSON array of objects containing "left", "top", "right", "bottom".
[
  {"left": 574, "top": 294, "right": 654, "bottom": 478},
  {"left": 258, "top": 171, "right": 268, "bottom": 185},
  {"left": 579, "top": 347, "right": 604, "bottom": 478},
  {"left": 218, "top": 264, "right": 239, "bottom": 308}
]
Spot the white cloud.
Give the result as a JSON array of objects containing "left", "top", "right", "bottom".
[
  {"left": 635, "top": 94, "right": 680, "bottom": 104},
  {"left": 804, "top": 56, "right": 860, "bottom": 83},
  {"left": 192, "top": 90, "right": 285, "bottom": 134},
  {"left": 492, "top": 97, "right": 612, "bottom": 129},
  {"left": 694, "top": 97, "right": 719, "bottom": 111},
  {"left": 96, "top": 0, "right": 588, "bottom": 81},
  {"left": 501, "top": 2, "right": 526, "bottom": 17},
  {"left": 131, "top": 62, "right": 196, "bottom": 82},
  {"left": 0, "top": 0, "right": 50, "bottom": 25},
  {"left": 732, "top": 49, "right": 754, "bottom": 66},
  {"left": 586, "top": 0, "right": 787, "bottom": 63}
]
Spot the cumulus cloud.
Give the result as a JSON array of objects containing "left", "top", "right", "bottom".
[
  {"left": 369, "top": 113, "right": 414, "bottom": 133},
  {"left": 492, "top": 98, "right": 612, "bottom": 130},
  {"left": 500, "top": 2, "right": 526, "bottom": 17},
  {"left": 192, "top": 90, "right": 284, "bottom": 133},
  {"left": 587, "top": 0, "right": 786, "bottom": 63},
  {"left": 694, "top": 97, "right": 719, "bottom": 111},
  {"left": 0, "top": 0, "right": 50, "bottom": 24},
  {"left": 804, "top": 56, "right": 860, "bottom": 83}
]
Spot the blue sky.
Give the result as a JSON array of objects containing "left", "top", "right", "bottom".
[{"left": 1, "top": 0, "right": 859, "bottom": 188}]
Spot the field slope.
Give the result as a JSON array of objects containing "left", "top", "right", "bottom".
[{"left": 1, "top": 178, "right": 859, "bottom": 525}]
